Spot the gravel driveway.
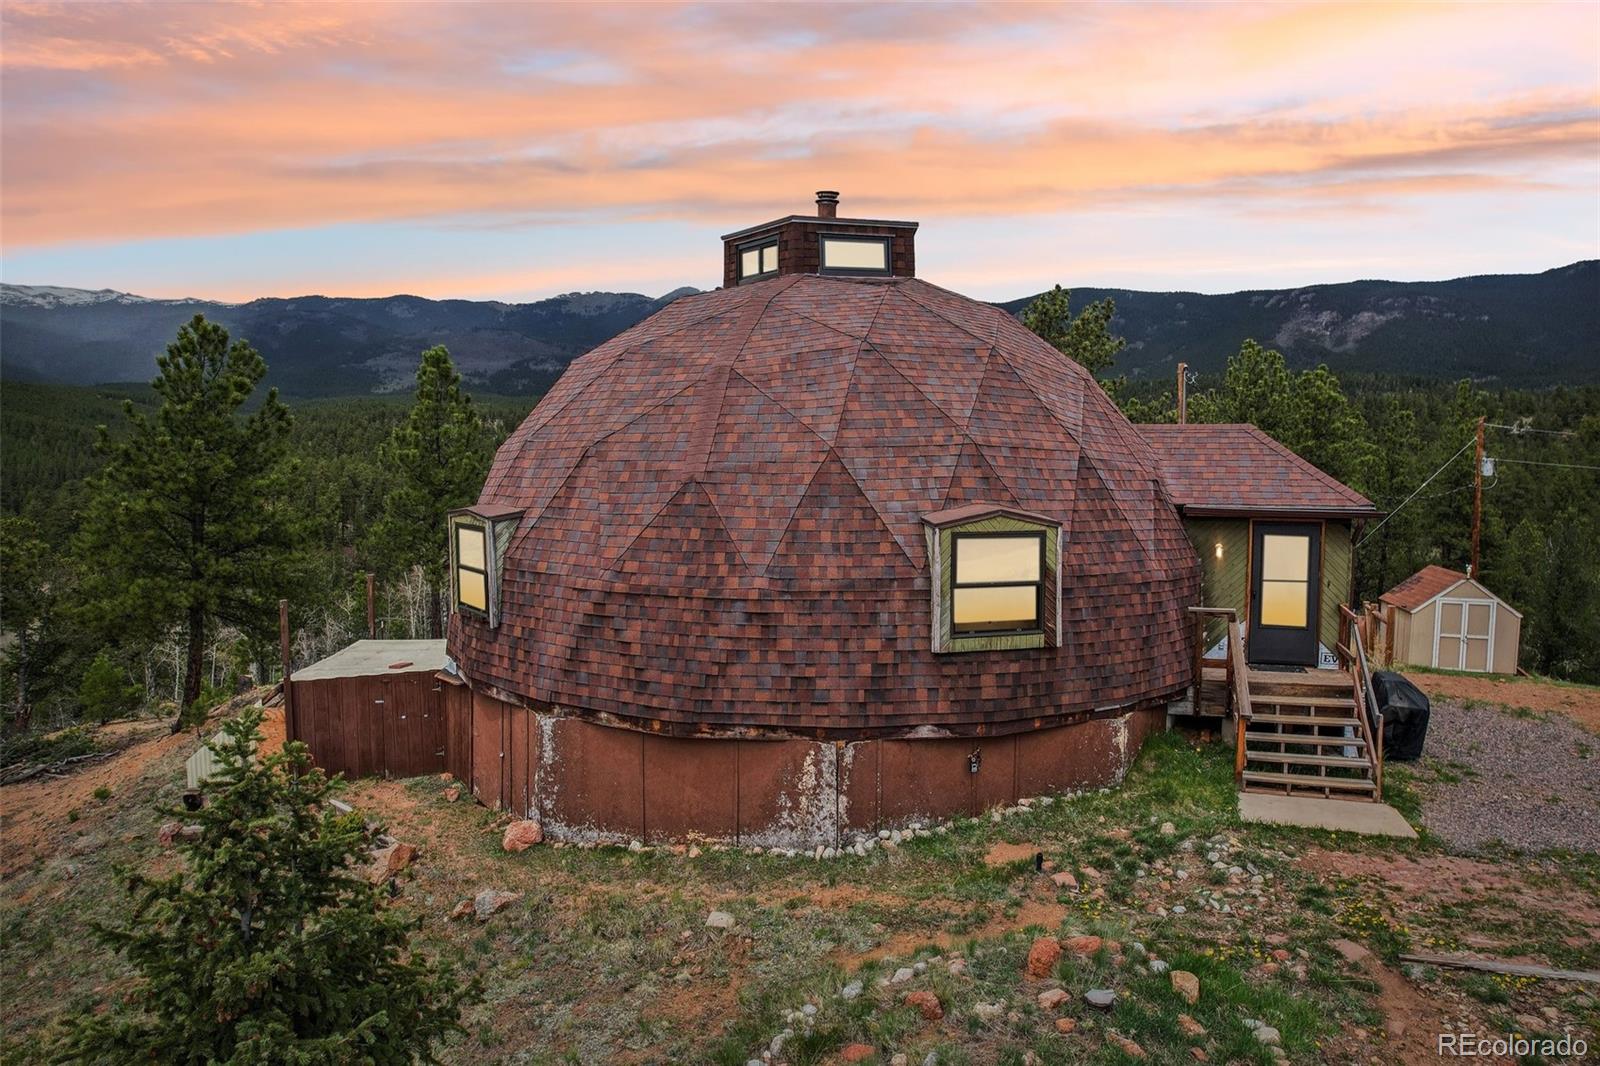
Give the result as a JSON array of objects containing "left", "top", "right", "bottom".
[{"left": 1409, "top": 700, "right": 1600, "bottom": 853}]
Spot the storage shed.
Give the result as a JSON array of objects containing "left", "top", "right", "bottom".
[
  {"left": 1380, "top": 566, "right": 1522, "bottom": 674},
  {"left": 287, "top": 640, "right": 449, "bottom": 779}
]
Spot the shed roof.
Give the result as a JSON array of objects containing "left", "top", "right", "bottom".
[
  {"left": 292, "top": 640, "right": 447, "bottom": 682},
  {"left": 1380, "top": 565, "right": 1522, "bottom": 617},
  {"left": 450, "top": 273, "right": 1199, "bottom": 738},
  {"left": 1136, "top": 424, "right": 1378, "bottom": 517}
]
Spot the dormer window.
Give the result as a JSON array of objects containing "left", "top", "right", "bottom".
[
  {"left": 819, "top": 234, "right": 889, "bottom": 275},
  {"left": 447, "top": 504, "right": 523, "bottom": 627},
  {"left": 923, "top": 504, "right": 1061, "bottom": 653},
  {"left": 739, "top": 238, "right": 779, "bottom": 281},
  {"left": 952, "top": 532, "right": 1044, "bottom": 635},
  {"left": 454, "top": 522, "right": 489, "bottom": 614}
]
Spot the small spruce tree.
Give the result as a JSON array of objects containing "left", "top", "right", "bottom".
[
  {"left": 56, "top": 707, "right": 476, "bottom": 1064},
  {"left": 78, "top": 651, "right": 140, "bottom": 723}
]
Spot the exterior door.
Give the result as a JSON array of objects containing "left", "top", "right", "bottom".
[
  {"left": 1248, "top": 522, "right": 1321, "bottom": 666},
  {"left": 1435, "top": 598, "right": 1494, "bottom": 671}
]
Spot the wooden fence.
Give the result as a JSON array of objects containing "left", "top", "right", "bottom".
[{"left": 289, "top": 670, "right": 448, "bottom": 779}]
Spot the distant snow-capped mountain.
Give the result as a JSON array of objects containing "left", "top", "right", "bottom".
[{"left": 0, "top": 284, "right": 215, "bottom": 310}]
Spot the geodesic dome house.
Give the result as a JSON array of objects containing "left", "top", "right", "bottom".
[{"left": 438, "top": 193, "right": 1201, "bottom": 846}]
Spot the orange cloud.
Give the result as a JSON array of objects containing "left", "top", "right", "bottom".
[{"left": 2, "top": 1, "right": 1595, "bottom": 250}]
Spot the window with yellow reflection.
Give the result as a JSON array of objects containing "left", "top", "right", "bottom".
[
  {"left": 738, "top": 239, "right": 778, "bottom": 280},
  {"left": 455, "top": 523, "right": 489, "bottom": 614},
  {"left": 951, "top": 532, "right": 1043, "bottom": 634},
  {"left": 1259, "top": 533, "right": 1309, "bottom": 628}
]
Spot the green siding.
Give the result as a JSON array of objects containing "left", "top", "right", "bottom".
[
  {"left": 1181, "top": 517, "right": 1354, "bottom": 655},
  {"left": 929, "top": 514, "right": 1059, "bottom": 653},
  {"left": 1185, "top": 518, "right": 1249, "bottom": 648},
  {"left": 1319, "top": 523, "right": 1353, "bottom": 650}
]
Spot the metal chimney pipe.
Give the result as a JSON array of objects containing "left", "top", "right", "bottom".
[{"left": 815, "top": 190, "right": 839, "bottom": 218}]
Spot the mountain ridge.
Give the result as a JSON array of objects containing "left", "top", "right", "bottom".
[{"left": 2, "top": 263, "right": 1593, "bottom": 395}]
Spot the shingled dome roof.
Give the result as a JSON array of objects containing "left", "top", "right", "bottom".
[{"left": 450, "top": 273, "right": 1199, "bottom": 737}]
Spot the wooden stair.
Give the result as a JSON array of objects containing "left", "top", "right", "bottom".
[{"left": 1239, "top": 670, "right": 1379, "bottom": 801}]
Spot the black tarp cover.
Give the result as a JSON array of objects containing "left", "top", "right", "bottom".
[{"left": 1372, "top": 670, "right": 1431, "bottom": 761}]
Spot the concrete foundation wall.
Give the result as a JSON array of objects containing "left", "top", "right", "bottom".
[{"left": 457, "top": 692, "right": 1167, "bottom": 847}]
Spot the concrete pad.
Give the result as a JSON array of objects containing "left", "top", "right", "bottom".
[{"left": 1238, "top": 791, "right": 1417, "bottom": 839}]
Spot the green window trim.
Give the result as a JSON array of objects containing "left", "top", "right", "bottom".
[{"left": 925, "top": 514, "right": 1061, "bottom": 654}]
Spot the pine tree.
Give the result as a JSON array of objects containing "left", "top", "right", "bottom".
[
  {"left": 55, "top": 707, "right": 476, "bottom": 1064},
  {"left": 1188, "top": 340, "right": 1373, "bottom": 488},
  {"left": 74, "top": 315, "right": 301, "bottom": 729},
  {"left": 1020, "top": 285, "right": 1126, "bottom": 378},
  {"left": 1, "top": 515, "right": 66, "bottom": 732},
  {"left": 366, "top": 347, "right": 489, "bottom": 638}
]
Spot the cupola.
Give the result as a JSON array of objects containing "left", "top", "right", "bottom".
[{"left": 720, "top": 191, "right": 918, "bottom": 287}]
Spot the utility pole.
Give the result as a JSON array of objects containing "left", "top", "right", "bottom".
[
  {"left": 366, "top": 572, "right": 377, "bottom": 639},
  {"left": 1176, "top": 362, "right": 1187, "bottom": 424},
  {"left": 1470, "top": 416, "right": 1485, "bottom": 576}
]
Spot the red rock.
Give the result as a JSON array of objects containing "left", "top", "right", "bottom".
[
  {"left": 1064, "top": 934, "right": 1103, "bottom": 957},
  {"left": 1037, "top": 988, "right": 1069, "bottom": 1010},
  {"left": 1177, "top": 1014, "right": 1207, "bottom": 1038},
  {"left": 366, "top": 841, "right": 418, "bottom": 884},
  {"left": 1026, "top": 936, "right": 1062, "bottom": 978},
  {"left": 1271, "top": 948, "right": 1291, "bottom": 962},
  {"left": 1054, "top": 1017, "right": 1077, "bottom": 1034},
  {"left": 449, "top": 899, "right": 474, "bottom": 920},
  {"left": 1170, "top": 970, "right": 1200, "bottom": 1005},
  {"left": 1050, "top": 871, "right": 1078, "bottom": 889},
  {"left": 442, "top": 785, "right": 461, "bottom": 803},
  {"left": 501, "top": 819, "right": 544, "bottom": 852},
  {"left": 1190, "top": 1049, "right": 1208, "bottom": 1062},
  {"left": 157, "top": 821, "right": 182, "bottom": 846},
  {"left": 841, "top": 1044, "right": 877, "bottom": 1063},
  {"left": 1108, "top": 1032, "right": 1146, "bottom": 1058},
  {"left": 904, "top": 989, "right": 943, "bottom": 1021}
]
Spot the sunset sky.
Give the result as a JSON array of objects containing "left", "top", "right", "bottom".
[{"left": 2, "top": 1, "right": 1597, "bottom": 303}]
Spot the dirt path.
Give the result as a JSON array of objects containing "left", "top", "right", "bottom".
[
  {"left": 1406, "top": 671, "right": 1600, "bottom": 733},
  {"left": 0, "top": 697, "right": 282, "bottom": 878}
]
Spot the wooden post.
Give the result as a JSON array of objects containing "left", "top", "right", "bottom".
[
  {"left": 1470, "top": 416, "right": 1485, "bottom": 576},
  {"left": 1176, "top": 362, "right": 1188, "bottom": 424},
  {"left": 279, "top": 599, "right": 295, "bottom": 742},
  {"left": 366, "top": 572, "right": 376, "bottom": 639}
]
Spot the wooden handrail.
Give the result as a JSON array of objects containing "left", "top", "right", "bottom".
[
  {"left": 1227, "top": 619, "right": 1251, "bottom": 785},
  {"left": 1339, "top": 604, "right": 1384, "bottom": 798}
]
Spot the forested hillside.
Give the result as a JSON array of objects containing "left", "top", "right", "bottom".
[
  {"left": 2, "top": 300, "right": 1596, "bottom": 745},
  {"left": 4, "top": 260, "right": 1595, "bottom": 397}
]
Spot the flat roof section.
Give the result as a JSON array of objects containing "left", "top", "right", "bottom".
[{"left": 291, "top": 639, "right": 447, "bottom": 682}]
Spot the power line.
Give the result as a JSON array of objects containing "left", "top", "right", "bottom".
[
  {"left": 1489, "top": 457, "right": 1600, "bottom": 472},
  {"left": 1355, "top": 437, "right": 1475, "bottom": 549},
  {"left": 1486, "top": 422, "right": 1578, "bottom": 437}
]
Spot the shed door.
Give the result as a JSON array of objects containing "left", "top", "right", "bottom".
[{"left": 1435, "top": 598, "right": 1494, "bottom": 672}]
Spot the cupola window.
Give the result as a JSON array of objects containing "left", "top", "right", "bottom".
[
  {"left": 739, "top": 239, "right": 779, "bottom": 280},
  {"left": 819, "top": 234, "right": 890, "bottom": 275}
]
